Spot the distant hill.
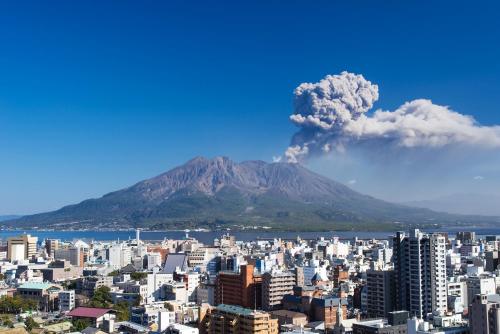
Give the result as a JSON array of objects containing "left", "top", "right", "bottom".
[
  {"left": 5, "top": 157, "right": 500, "bottom": 231},
  {"left": 0, "top": 215, "right": 22, "bottom": 222},
  {"left": 404, "top": 193, "right": 500, "bottom": 216}
]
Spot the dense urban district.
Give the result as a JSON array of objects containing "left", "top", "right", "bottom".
[{"left": 0, "top": 229, "right": 499, "bottom": 334}]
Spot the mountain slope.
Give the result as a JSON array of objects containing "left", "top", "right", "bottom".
[{"left": 5, "top": 157, "right": 499, "bottom": 231}]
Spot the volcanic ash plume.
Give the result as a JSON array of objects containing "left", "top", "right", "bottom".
[{"left": 285, "top": 71, "right": 500, "bottom": 163}]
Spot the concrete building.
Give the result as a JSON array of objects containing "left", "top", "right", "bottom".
[
  {"left": 45, "top": 239, "right": 59, "bottom": 258},
  {"left": 16, "top": 282, "right": 61, "bottom": 312},
  {"left": 352, "top": 319, "right": 407, "bottom": 334},
  {"left": 366, "top": 269, "right": 395, "bottom": 318},
  {"left": 147, "top": 272, "right": 174, "bottom": 302},
  {"left": 76, "top": 276, "right": 114, "bottom": 296},
  {"left": 469, "top": 294, "right": 500, "bottom": 334},
  {"left": 262, "top": 270, "right": 295, "bottom": 311},
  {"left": 202, "top": 304, "right": 278, "bottom": 334},
  {"left": 393, "top": 229, "right": 447, "bottom": 318},
  {"left": 7, "top": 234, "right": 37, "bottom": 261},
  {"left": 164, "top": 281, "right": 188, "bottom": 303},
  {"left": 166, "top": 324, "right": 199, "bottom": 334},
  {"left": 467, "top": 274, "right": 497, "bottom": 305},
  {"left": 147, "top": 252, "right": 162, "bottom": 270},
  {"left": 215, "top": 264, "right": 262, "bottom": 309},
  {"left": 59, "top": 290, "right": 76, "bottom": 312},
  {"left": 269, "top": 310, "right": 308, "bottom": 327},
  {"left": 41, "top": 260, "right": 83, "bottom": 281},
  {"left": 54, "top": 247, "right": 83, "bottom": 267},
  {"left": 131, "top": 303, "right": 175, "bottom": 332}
]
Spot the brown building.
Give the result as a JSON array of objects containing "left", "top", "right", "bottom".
[
  {"left": 201, "top": 304, "right": 278, "bottom": 334},
  {"left": 332, "top": 265, "right": 349, "bottom": 287},
  {"left": 269, "top": 309, "right": 308, "bottom": 327},
  {"left": 282, "top": 292, "right": 346, "bottom": 329},
  {"left": 215, "top": 264, "right": 262, "bottom": 309}
]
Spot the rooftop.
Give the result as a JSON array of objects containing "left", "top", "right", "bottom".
[
  {"left": 18, "top": 282, "right": 56, "bottom": 290},
  {"left": 68, "top": 307, "right": 113, "bottom": 318},
  {"left": 216, "top": 304, "right": 263, "bottom": 316}
]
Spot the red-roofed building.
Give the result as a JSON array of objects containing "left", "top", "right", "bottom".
[{"left": 68, "top": 307, "right": 116, "bottom": 328}]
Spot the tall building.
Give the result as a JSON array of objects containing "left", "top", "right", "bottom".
[
  {"left": 54, "top": 247, "right": 83, "bottom": 267},
  {"left": 201, "top": 304, "right": 278, "bottom": 334},
  {"left": 7, "top": 234, "right": 38, "bottom": 261},
  {"left": 469, "top": 294, "right": 500, "bottom": 334},
  {"left": 366, "top": 269, "right": 396, "bottom": 318},
  {"left": 215, "top": 264, "right": 262, "bottom": 309},
  {"left": 45, "top": 239, "right": 59, "bottom": 258},
  {"left": 261, "top": 270, "right": 295, "bottom": 311},
  {"left": 393, "top": 229, "right": 447, "bottom": 319}
]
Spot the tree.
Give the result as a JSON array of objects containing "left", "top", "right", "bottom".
[
  {"left": 164, "top": 302, "right": 174, "bottom": 311},
  {"left": 134, "top": 295, "right": 142, "bottom": 307},
  {"left": 113, "top": 301, "right": 130, "bottom": 321},
  {"left": 89, "top": 286, "right": 112, "bottom": 308},
  {"left": 24, "top": 317, "right": 38, "bottom": 332},
  {"left": 72, "top": 319, "right": 91, "bottom": 331},
  {"left": 1, "top": 315, "right": 13, "bottom": 328},
  {"left": 107, "top": 270, "right": 120, "bottom": 277},
  {"left": 0, "top": 296, "right": 37, "bottom": 314},
  {"left": 130, "top": 272, "right": 147, "bottom": 281}
]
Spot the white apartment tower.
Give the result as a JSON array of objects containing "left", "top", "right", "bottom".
[{"left": 393, "top": 229, "right": 447, "bottom": 319}]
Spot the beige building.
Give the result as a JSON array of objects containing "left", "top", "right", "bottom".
[
  {"left": 262, "top": 270, "right": 296, "bottom": 311},
  {"left": 202, "top": 304, "right": 278, "bottom": 334},
  {"left": 7, "top": 234, "right": 38, "bottom": 261}
]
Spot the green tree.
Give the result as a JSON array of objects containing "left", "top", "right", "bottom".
[
  {"left": 89, "top": 286, "right": 112, "bottom": 308},
  {"left": 0, "top": 296, "right": 37, "bottom": 314},
  {"left": 72, "top": 319, "right": 91, "bottom": 331},
  {"left": 107, "top": 270, "right": 120, "bottom": 277},
  {"left": 164, "top": 302, "right": 174, "bottom": 311},
  {"left": 24, "top": 317, "right": 38, "bottom": 332},
  {"left": 113, "top": 301, "right": 130, "bottom": 321},
  {"left": 1, "top": 315, "right": 13, "bottom": 328},
  {"left": 134, "top": 295, "right": 142, "bottom": 307},
  {"left": 130, "top": 272, "right": 147, "bottom": 281}
]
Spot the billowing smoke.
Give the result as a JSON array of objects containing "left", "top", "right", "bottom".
[{"left": 285, "top": 71, "right": 500, "bottom": 163}]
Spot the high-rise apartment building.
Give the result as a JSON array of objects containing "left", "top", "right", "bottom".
[
  {"left": 366, "top": 269, "right": 396, "bottom": 318},
  {"left": 262, "top": 270, "right": 295, "bottom": 311},
  {"left": 393, "top": 229, "right": 447, "bottom": 319},
  {"left": 215, "top": 264, "right": 262, "bottom": 309}
]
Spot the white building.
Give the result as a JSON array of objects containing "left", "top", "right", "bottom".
[
  {"left": 147, "top": 272, "right": 174, "bottom": 302},
  {"left": 393, "top": 229, "right": 447, "bottom": 318},
  {"left": 166, "top": 324, "right": 199, "bottom": 334},
  {"left": 147, "top": 253, "right": 162, "bottom": 270},
  {"left": 467, "top": 274, "right": 497, "bottom": 305},
  {"left": 59, "top": 290, "right": 75, "bottom": 311}
]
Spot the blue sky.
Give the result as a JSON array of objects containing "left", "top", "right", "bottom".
[{"left": 1, "top": 1, "right": 500, "bottom": 214}]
